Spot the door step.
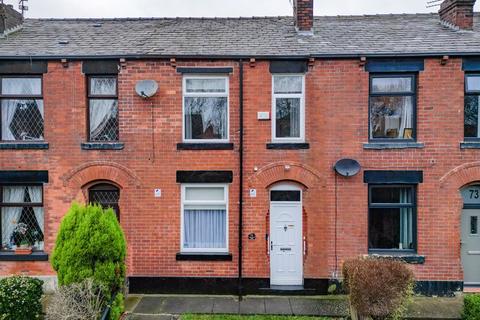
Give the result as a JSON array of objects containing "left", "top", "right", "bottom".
[
  {"left": 258, "top": 285, "right": 317, "bottom": 295},
  {"left": 464, "top": 285, "right": 480, "bottom": 293}
]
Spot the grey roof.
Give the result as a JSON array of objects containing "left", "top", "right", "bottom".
[{"left": 0, "top": 13, "right": 480, "bottom": 58}]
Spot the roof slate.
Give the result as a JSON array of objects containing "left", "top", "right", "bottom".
[{"left": 0, "top": 14, "right": 479, "bottom": 58}]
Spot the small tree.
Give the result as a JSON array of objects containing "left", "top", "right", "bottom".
[
  {"left": 343, "top": 256, "right": 415, "bottom": 320},
  {"left": 51, "top": 203, "right": 126, "bottom": 295}
]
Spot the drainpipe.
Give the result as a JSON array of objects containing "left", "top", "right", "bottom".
[{"left": 238, "top": 59, "right": 244, "bottom": 298}]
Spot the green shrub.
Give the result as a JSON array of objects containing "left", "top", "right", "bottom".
[
  {"left": 109, "top": 293, "right": 125, "bottom": 320},
  {"left": 0, "top": 276, "right": 43, "bottom": 320},
  {"left": 51, "top": 203, "right": 126, "bottom": 296},
  {"left": 343, "top": 256, "right": 415, "bottom": 320},
  {"left": 463, "top": 294, "right": 480, "bottom": 320}
]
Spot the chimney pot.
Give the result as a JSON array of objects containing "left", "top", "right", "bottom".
[
  {"left": 439, "top": 0, "right": 476, "bottom": 30},
  {"left": 293, "top": 0, "right": 314, "bottom": 33}
]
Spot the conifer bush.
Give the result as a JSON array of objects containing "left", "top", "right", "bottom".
[
  {"left": 51, "top": 203, "right": 126, "bottom": 300},
  {"left": 463, "top": 294, "right": 480, "bottom": 320}
]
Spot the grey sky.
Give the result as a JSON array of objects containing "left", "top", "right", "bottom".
[{"left": 9, "top": 0, "right": 480, "bottom": 19}]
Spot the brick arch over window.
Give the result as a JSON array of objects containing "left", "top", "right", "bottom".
[
  {"left": 248, "top": 162, "right": 322, "bottom": 189},
  {"left": 62, "top": 161, "right": 141, "bottom": 191}
]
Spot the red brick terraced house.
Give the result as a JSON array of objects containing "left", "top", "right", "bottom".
[{"left": 0, "top": 0, "right": 479, "bottom": 296}]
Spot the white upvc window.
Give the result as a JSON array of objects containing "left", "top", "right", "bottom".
[
  {"left": 180, "top": 184, "right": 228, "bottom": 253},
  {"left": 182, "top": 76, "right": 229, "bottom": 143},
  {"left": 272, "top": 74, "right": 305, "bottom": 142}
]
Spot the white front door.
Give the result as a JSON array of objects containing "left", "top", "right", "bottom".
[{"left": 270, "top": 187, "right": 303, "bottom": 286}]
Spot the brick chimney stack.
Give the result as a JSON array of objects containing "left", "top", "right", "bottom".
[
  {"left": 0, "top": 2, "right": 23, "bottom": 37},
  {"left": 439, "top": 0, "right": 476, "bottom": 30},
  {"left": 293, "top": 0, "right": 314, "bottom": 33}
]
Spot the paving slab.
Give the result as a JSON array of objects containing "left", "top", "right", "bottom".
[
  {"left": 125, "top": 295, "right": 143, "bottom": 313},
  {"left": 264, "top": 297, "right": 293, "bottom": 315},
  {"left": 134, "top": 296, "right": 167, "bottom": 314},
  {"left": 289, "top": 298, "right": 322, "bottom": 316},
  {"left": 212, "top": 297, "right": 240, "bottom": 314},
  {"left": 405, "top": 296, "right": 462, "bottom": 320},
  {"left": 161, "top": 297, "right": 214, "bottom": 314},
  {"left": 238, "top": 297, "right": 266, "bottom": 315}
]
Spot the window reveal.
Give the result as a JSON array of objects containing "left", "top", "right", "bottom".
[
  {"left": 368, "top": 185, "right": 416, "bottom": 251},
  {"left": 0, "top": 185, "right": 44, "bottom": 251},
  {"left": 181, "top": 185, "right": 228, "bottom": 252},
  {"left": 183, "top": 77, "right": 229, "bottom": 141},
  {"left": 369, "top": 75, "right": 416, "bottom": 140},
  {"left": 272, "top": 75, "right": 305, "bottom": 141},
  {"left": 0, "top": 77, "right": 44, "bottom": 141},
  {"left": 88, "top": 76, "right": 119, "bottom": 142}
]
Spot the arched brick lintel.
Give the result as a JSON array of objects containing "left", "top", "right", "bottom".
[
  {"left": 62, "top": 161, "right": 141, "bottom": 190},
  {"left": 248, "top": 162, "right": 322, "bottom": 189}
]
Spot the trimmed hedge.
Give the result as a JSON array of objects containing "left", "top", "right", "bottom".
[
  {"left": 51, "top": 203, "right": 126, "bottom": 295},
  {"left": 0, "top": 276, "right": 43, "bottom": 320},
  {"left": 463, "top": 294, "right": 480, "bottom": 320}
]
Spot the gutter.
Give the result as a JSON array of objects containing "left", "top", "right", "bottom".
[
  {"left": 0, "top": 51, "right": 480, "bottom": 61},
  {"left": 237, "top": 59, "right": 244, "bottom": 298}
]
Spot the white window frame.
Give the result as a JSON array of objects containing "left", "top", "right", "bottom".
[
  {"left": 182, "top": 75, "right": 230, "bottom": 143},
  {"left": 271, "top": 74, "right": 306, "bottom": 143},
  {"left": 180, "top": 183, "right": 229, "bottom": 253}
]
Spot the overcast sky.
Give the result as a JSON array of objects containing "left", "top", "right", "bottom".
[{"left": 7, "top": 0, "right": 480, "bottom": 19}]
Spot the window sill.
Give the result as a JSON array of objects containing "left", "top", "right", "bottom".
[
  {"left": 460, "top": 142, "right": 480, "bottom": 149},
  {"left": 0, "top": 142, "right": 49, "bottom": 150},
  {"left": 266, "top": 143, "right": 310, "bottom": 150},
  {"left": 0, "top": 252, "right": 48, "bottom": 261},
  {"left": 363, "top": 142, "right": 424, "bottom": 150},
  {"left": 81, "top": 142, "right": 125, "bottom": 150},
  {"left": 369, "top": 252, "right": 425, "bottom": 264},
  {"left": 177, "top": 143, "right": 234, "bottom": 151},
  {"left": 176, "top": 252, "right": 233, "bottom": 261}
]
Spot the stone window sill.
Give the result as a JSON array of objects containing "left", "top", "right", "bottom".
[
  {"left": 364, "top": 142, "right": 425, "bottom": 150},
  {"left": 81, "top": 142, "right": 124, "bottom": 150},
  {"left": 369, "top": 252, "right": 425, "bottom": 264},
  {"left": 176, "top": 253, "right": 232, "bottom": 261},
  {"left": 266, "top": 143, "right": 310, "bottom": 150},
  {"left": 0, "top": 252, "right": 49, "bottom": 261},
  {"left": 460, "top": 142, "right": 480, "bottom": 149},
  {"left": 177, "top": 143, "right": 234, "bottom": 150},
  {"left": 0, "top": 142, "right": 49, "bottom": 150}
]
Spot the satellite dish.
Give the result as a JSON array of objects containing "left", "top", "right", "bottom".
[
  {"left": 334, "top": 159, "right": 361, "bottom": 177},
  {"left": 135, "top": 80, "right": 159, "bottom": 99}
]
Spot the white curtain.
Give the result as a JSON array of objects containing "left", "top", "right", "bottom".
[
  {"left": 184, "top": 209, "right": 226, "bottom": 249},
  {"left": 1, "top": 187, "right": 25, "bottom": 248},
  {"left": 89, "top": 100, "right": 117, "bottom": 140},
  {"left": 184, "top": 97, "right": 227, "bottom": 139},
  {"left": 27, "top": 186, "right": 44, "bottom": 250},
  {"left": 399, "top": 97, "right": 413, "bottom": 138},
  {"left": 274, "top": 76, "right": 302, "bottom": 94},
  {"left": 186, "top": 79, "right": 225, "bottom": 93},
  {"left": 399, "top": 189, "right": 413, "bottom": 250},
  {"left": 1, "top": 78, "right": 43, "bottom": 141},
  {"left": 90, "top": 77, "right": 116, "bottom": 95}
]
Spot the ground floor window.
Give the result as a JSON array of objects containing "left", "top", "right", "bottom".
[
  {"left": 0, "top": 185, "right": 44, "bottom": 251},
  {"left": 368, "top": 185, "right": 416, "bottom": 252},
  {"left": 181, "top": 184, "right": 228, "bottom": 253},
  {"left": 88, "top": 183, "right": 120, "bottom": 220}
]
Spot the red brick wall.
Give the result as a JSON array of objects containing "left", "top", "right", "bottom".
[
  {"left": 0, "top": 57, "right": 475, "bottom": 284},
  {"left": 439, "top": 0, "right": 476, "bottom": 30}
]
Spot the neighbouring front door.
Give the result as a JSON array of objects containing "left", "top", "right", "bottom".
[
  {"left": 270, "top": 186, "right": 303, "bottom": 286},
  {"left": 461, "top": 186, "right": 480, "bottom": 286}
]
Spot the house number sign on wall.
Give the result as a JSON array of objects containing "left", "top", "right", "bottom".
[{"left": 461, "top": 185, "right": 480, "bottom": 204}]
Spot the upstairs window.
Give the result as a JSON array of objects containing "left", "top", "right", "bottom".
[
  {"left": 465, "top": 74, "right": 480, "bottom": 138},
  {"left": 181, "top": 184, "right": 228, "bottom": 252},
  {"left": 369, "top": 75, "right": 416, "bottom": 141},
  {"left": 368, "top": 185, "right": 416, "bottom": 252},
  {"left": 0, "top": 77, "right": 44, "bottom": 141},
  {"left": 183, "top": 76, "right": 229, "bottom": 142},
  {"left": 272, "top": 75, "right": 305, "bottom": 142},
  {"left": 88, "top": 76, "right": 119, "bottom": 142},
  {"left": 0, "top": 185, "right": 44, "bottom": 251}
]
